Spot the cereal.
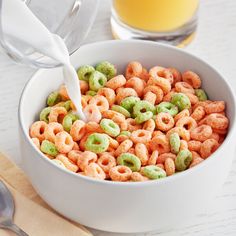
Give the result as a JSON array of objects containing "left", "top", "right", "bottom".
[
  {"left": 30, "top": 61, "right": 229, "bottom": 182},
  {"left": 95, "top": 61, "right": 117, "bottom": 80},
  {"left": 85, "top": 133, "right": 109, "bottom": 153},
  {"left": 117, "top": 153, "right": 141, "bottom": 172},
  {"left": 77, "top": 65, "right": 95, "bottom": 81}
]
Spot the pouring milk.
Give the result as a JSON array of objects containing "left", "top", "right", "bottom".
[{"left": 1, "top": 0, "right": 86, "bottom": 121}]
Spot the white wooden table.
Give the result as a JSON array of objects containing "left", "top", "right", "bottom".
[{"left": 1, "top": 0, "right": 236, "bottom": 235}]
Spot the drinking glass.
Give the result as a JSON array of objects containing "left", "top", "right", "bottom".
[
  {"left": 0, "top": 0, "right": 99, "bottom": 68},
  {"left": 111, "top": 0, "right": 199, "bottom": 47}
]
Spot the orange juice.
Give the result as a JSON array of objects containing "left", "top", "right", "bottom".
[{"left": 113, "top": 0, "right": 199, "bottom": 32}]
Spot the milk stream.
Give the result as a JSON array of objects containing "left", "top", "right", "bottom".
[{"left": 2, "top": 0, "right": 86, "bottom": 121}]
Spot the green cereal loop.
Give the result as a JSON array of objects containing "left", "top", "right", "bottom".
[
  {"left": 63, "top": 100, "right": 72, "bottom": 111},
  {"left": 133, "top": 100, "right": 156, "bottom": 117},
  {"left": 169, "top": 133, "right": 180, "bottom": 154},
  {"left": 156, "top": 102, "right": 178, "bottom": 116},
  {"left": 85, "top": 133, "right": 109, "bottom": 153},
  {"left": 100, "top": 118, "right": 120, "bottom": 137},
  {"left": 117, "top": 153, "right": 141, "bottom": 172},
  {"left": 135, "top": 111, "right": 153, "bottom": 124},
  {"left": 86, "top": 90, "right": 97, "bottom": 96},
  {"left": 47, "top": 91, "right": 61, "bottom": 106},
  {"left": 89, "top": 71, "right": 107, "bottom": 91},
  {"left": 142, "top": 165, "right": 166, "bottom": 180},
  {"left": 175, "top": 149, "right": 192, "bottom": 171},
  {"left": 62, "top": 113, "right": 79, "bottom": 132},
  {"left": 39, "top": 107, "right": 51, "bottom": 123},
  {"left": 111, "top": 105, "right": 131, "bottom": 118},
  {"left": 119, "top": 131, "right": 131, "bottom": 137},
  {"left": 95, "top": 61, "right": 117, "bottom": 80},
  {"left": 195, "top": 89, "right": 208, "bottom": 101},
  {"left": 77, "top": 65, "right": 95, "bottom": 81},
  {"left": 41, "top": 140, "right": 58, "bottom": 157},
  {"left": 171, "top": 93, "right": 191, "bottom": 111},
  {"left": 120, "top": 96, "right": 140, "bottom": 113}
]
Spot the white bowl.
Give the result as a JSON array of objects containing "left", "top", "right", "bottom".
[{"left": 18, "top": 40, "right": 236, "bottom": 233}]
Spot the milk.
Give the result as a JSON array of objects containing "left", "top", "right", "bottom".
[{"left": 2, "top": 0, "right": 86, "bottom": 121}]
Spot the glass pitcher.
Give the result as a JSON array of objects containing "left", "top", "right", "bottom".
[{"left": 0, "top": 0, "right": 99, "bottom": 68}]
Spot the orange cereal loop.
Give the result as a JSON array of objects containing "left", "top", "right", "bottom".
[
  {"left": 147, "top": 76, "right": 171, "bottom": 95},
  {"left": 85, "top": 121, "right": 103, "bottom": 133},
  {"left": 143, "top": 85, "right": 164, "bottom": 104},
  {"left": 134, "top": 143, "right": 149, "bottom": 166},
  {"left": 149, "top": 66, "right": 174, "bottom": 84},
  {"left": 116, "top": 134, "right": 129, "bottom": 143},
  {"left": 128, "top": 147, "right": 135, "bottom": 154},
  {"left": 68, "top": 150, "right": 82, "bottom": 163},
  {"left": 130, "top": 172, "right": 149, "bottom": 182},
  {"left": 200, "top": 138, "right": 219, "bottom": 159},
  {"left": 204, "top": 101, "right": 225, "bottom": 114},
  {"left": 125, "top": 61, "right": 143, "bottom": 79},
  {"left": 55, "top": 131, "right": 74, "bottom": 154},
  {"left": 116, "top": 88, "right": 138, "bottom": 104},
  {"left": 189, "top": 157, "right": 204, "bottom": 168},
  {"left": 157, "top": 153, "right": 176, "bottom": 164},
  {"left": 31, "top": 138, "right": 40, "bottom": 149},
  {"left": 191, "top": 151, "right": 201, "bottom": 160},
  {"left": 168, "top": 68, "right": 182, "bottom": 85},
  {"left": 174, "top": 109, "right": 190, "bottom": 123},
  {"left": 89, "top": 95, "right": 109, "bottom": 112},
  {"left": 72, "top": 142, "right": 80, "bottom": 151},
  {"left": 125, "top": 76, "right": 145, "bottom": 97},
  {"left": 97, "top": 153, "right": 116, "bottom": 174},
  {"left": 140, "top": 68, "right": 149, "bottom": 81},
  {"left": 191, "top": 106, "right": 205, "bottom": 121},
  {"left": 102, "top": 110, "right": 125, "bottom": 120},
  {"left": 176, "top": 116, "right": 197, "bottom": 131},
  {"left": 190, "top": 125, "right": 212, "bottom": 142},
  {"left": 130, "top": 129, "right": 152, "bottom": 144},
  {"left": 109, "top": 165, "right": 132, "bottom": 181},
  {"left": 209, "top": 133, "right": 220, "bottom": 142},
  {"left": 143, "top": 91, "right": 157, "bottom": 105},
  {"left": 111, "top": 115, "right": 128, "bottom": 131},
  {"left": 77, "top": 151, "right": 97, "bottom": 171},
  {"left": 193, "top": 100, "right": 211, "bottom": 110},
  {"left": 126, "top": 118, "right": 142, "bottom": 132},
  {"left": 79, "top": 80, "right": 89, "bottom": 94},
  {"left": 48, "top": 107, "right": 67, "bottom": 123},
  {"left": 79, "top": 133, "right": 92, "bottom": 151},
  {"left": 155, "top": 112, "right": 175, "bottom": 132},
  {"left": 44, "top": 122, "right": 63, "bottom": 143},
  {"left": 70, "top": 120, "right": 86, "bottom": 141},
  {"left": 59, "top": 84, "right": 69, "bottom": 100},
  {"left": 164, "top": 157, "right": 175, "bottom": 176},
  {"left": 185, "top": 93, "right": 199, "bottom": 105},
  {"left": 175, "top": 82, "right": 194, "bottom": 94},
  {"left": 180, "top": 140, "right": 188, "bottom": 151},
  {"left": 107, "top": 135, "right": 119, "bottom": 150},
  {"left": 114, "top": 139, "right": 133, "bottom": 157},
  {"left": 97, "top": 88, "right": 116, "bottom": 106},
  {"left": 188, "top": 140, "right": 202, "bottom": 152},
  {"left": 149, "top": 135, "right": 170, "bottom": 154},
  {"left": 143, "top": 119, "right": 156, "bottom": 132},
  {"left": 166, "top": 127, "right": 190, "bottom": 141},
  {"left": 83, "top": 104, "right": 102, "bottom": 123},
  {"left": 84, "top": 163, "right": 106, "bottom": 180},
  {"left": 30, "top": 121, "right": 47, "bottom": 142},
  {"left": 106, "top": 75, "right": 126, "bottom": 90},
  {"left": 152, "top": 130, "right": 164, "bottom": 138},
  {"left": 163, "top": 91, "right": 176, "bottom": 102},
  {"left": 182, "top": 71, "right": 201, "bottom": 89},
  {"left": 56, "top": 154, "right": 79, "bottom": 172},
  {"left": 157, "top": 164, "right": 165, "bottom": 170},
  {"left": 148, "top": 150, "right": 158, "bottom": 165},
  {"left": 212, "top": 128, "right": 228, "bottom": 135}
]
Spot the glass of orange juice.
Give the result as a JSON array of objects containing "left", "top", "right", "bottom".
[{"left": 111, "top": 0, "right": 199, "bottom": 46}]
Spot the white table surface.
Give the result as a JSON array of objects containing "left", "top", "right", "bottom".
[{"left": 1, "top": 0, "right": 236, "bottom": 235}]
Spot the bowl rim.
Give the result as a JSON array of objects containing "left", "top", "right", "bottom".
[{"left": 18, "top": 39, "right": 236, "bottom": 187}]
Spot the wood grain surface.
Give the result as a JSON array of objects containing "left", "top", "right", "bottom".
[{"left": 0, "top": 0, "right": 236, "bottom": 235}]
